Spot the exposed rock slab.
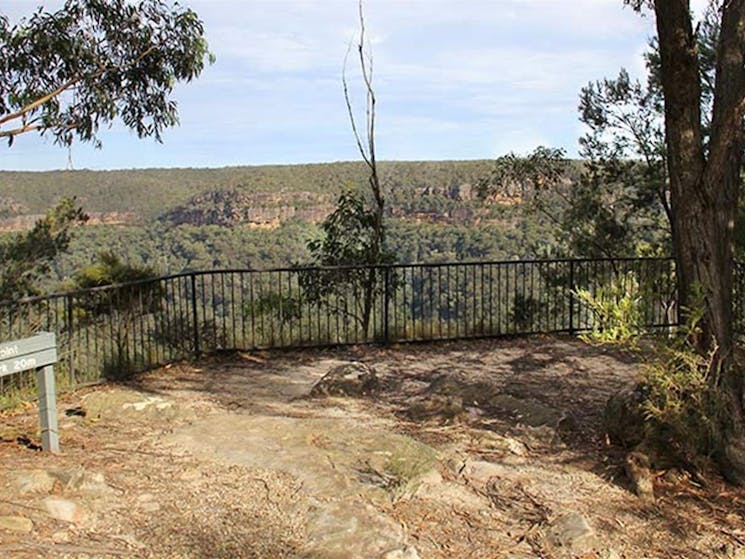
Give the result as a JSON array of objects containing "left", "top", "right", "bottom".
[
  {"left": 81, "top": 388, "right": 194, "bottom": 423},
  {"left": 0, "top": 515, "right": 33, "bottom": 532},
  {"left": 167, "top": 413, "right": 436, "bottom": 557}
]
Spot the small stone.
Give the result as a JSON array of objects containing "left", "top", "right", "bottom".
[
  {"left": 382, "top": 545, "right": 421, "bottom": 559},
  {"left": 11, "top": 470, "right": 55, "bottom": 494},
  {"left": 52, "top": 530, "right": 71, "bottom": 543},
  {"left": 444, "top": 456, "right": 467, "bottom": 476},
  {"left": 624, "top": 451, "right": 655, "bottom": 503},
  {"left": 0, "top": 516, "right": 33, "bottom": 532},
  {"left": 139, "top": 501, "right": 161, "bottom": 513},
  {"left": 460, "top": 460, "right": 508, "bottom": 491},
  {"left": 545, "top": 512, "right": 596, "bottom": 552},
  {"left": 411, "top": 469, "right": 443, "bottom": 498},
  {"left": 43, "top": 497, "right": 87, "bottom": 524},
  {"left": 177, "top": 468, "right": 201, "bottom": 481}
]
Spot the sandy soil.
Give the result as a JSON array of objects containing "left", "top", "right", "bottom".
[{"left": 1, "top": 335, "right": 744, "bottom": 559}]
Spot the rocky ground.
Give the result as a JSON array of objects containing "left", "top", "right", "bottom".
[{"left": 1, "top": 335, "right": 744, "bottom": 558}]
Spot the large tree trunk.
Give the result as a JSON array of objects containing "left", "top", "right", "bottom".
[{"left": 654, "top": 0, "right": 745, "bottom": 482}]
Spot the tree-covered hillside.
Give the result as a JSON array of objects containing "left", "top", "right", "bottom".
[{"left": 0, "top": 160, "right": 558, "bottom": 293}]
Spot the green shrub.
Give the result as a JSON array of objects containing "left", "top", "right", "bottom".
[
  {"left": 575, "top": 271, "right": 643, "bottom": 344},
  {"left": 603, "top": 288, "right": 727, "bottom": 469},
  {"left": 638, "top": 339, "right": 725, "bottom": 466}
]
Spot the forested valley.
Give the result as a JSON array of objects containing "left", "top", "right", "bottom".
[{"left": 0, "top": 159, "right": 571, "bottom": 294}]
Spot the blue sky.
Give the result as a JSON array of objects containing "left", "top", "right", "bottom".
[{"left": 1, "top": 0, "right": 690, "bottom": 171}]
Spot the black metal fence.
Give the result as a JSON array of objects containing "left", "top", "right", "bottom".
[{"left": 0, "top": 257, "right": 682, "bottom": 397}]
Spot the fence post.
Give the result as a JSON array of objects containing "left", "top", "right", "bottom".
[
  {"left": 190, "top": 273, "right": 200, "bottom": 358},
  {"left": 66, "top": 293, "right": 75, "bottom": 385},
  {"left": 568, "top": 260, "right": 576, "bottom": 335},
  {"left": 383, "top": 265, "right": 391, "bottom": 344}
]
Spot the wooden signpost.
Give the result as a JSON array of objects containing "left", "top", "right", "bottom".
[{"left": 0, "top": 332, "right": 59, "bottom": 452}]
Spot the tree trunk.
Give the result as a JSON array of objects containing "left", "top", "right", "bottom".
[{"left": 654, "top": 0, "right": 745, "bottom": 482}]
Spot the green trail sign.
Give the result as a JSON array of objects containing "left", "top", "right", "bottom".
[{"left": 0, "top": 332, "right": 59, "bottom": 452}]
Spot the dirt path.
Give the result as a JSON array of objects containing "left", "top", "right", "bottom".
[{"left": 1, "top": 336, "right": 744, "bottom": 558}]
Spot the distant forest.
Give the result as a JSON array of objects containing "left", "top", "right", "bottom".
[{"left": 0, "top": 160, "right": 563, "bottom": 292}]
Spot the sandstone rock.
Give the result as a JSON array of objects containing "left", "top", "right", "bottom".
[
  {"left": 51, "top": 467, "right": 114, "bottom": 497},
  {"left": 545, "top": 512, "right": 596, "bottom": 553},
  {"left": 473, "top": 431, "right": 528, "bottom": 456},
  {"left": 81, "top": 388, "right": 190, "bottom": 422},
  {"left": 426, "top": 374, "right": 494, "bottom": 406},
  {"left": 43, "top": 497, "right": 87, "bottom": 524},
  {"left": 10, "top": 469, "right": 55, "bottom": 494},
  {"left": 382, "top": 545, "right": 421, "bottom": 559},
  {"left": 52, "top": 530, "right": 71, "bottom": 543},
  {"left": 491, "top": 394, "right": 563, "bottom": 428},
  {"left": 460, "top": 459, "right": 508, "bottom": 492},
  {"left": 624, "top": 451, "right": 655, "bottom": 503},
  {"left": 136, "top": 493, "right": 161, "bottom": 512},
  {"left": 406, "top": 394, "right": 466, "bottom": 423},
  {"left": 304, "top": 500, "right": 405, "bottom": 558},
  {"left": 604, "top": 387, "right": 647, "bottom": 448},
  {"left": 0, "top": 516, "right": 33, "bottom": 532},
  {"left": 310, "top": 362, "right": 380, "bottom": 398}
]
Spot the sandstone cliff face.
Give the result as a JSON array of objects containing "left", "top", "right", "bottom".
[
  {"left": 0, "top": 212, "right": 137, "bottom": 232},
  {"left": 160, "top": 183, "right": 494, "bottom": 229},
  {"left": 160, "top": 189, "right": 335, "bottom": 229},
  {"left": 0, "top": 196, "right": 29, "bottom": 219},
  {"left": 0, "top": 181, "right": 497, "bottom": 233}
]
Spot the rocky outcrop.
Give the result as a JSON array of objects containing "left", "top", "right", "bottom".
[
  {"left": 310, "top": 362, "right": 380, "bottom": 397},
  {"left": 160, "top": 188, "right": 334, "bottom": 228},
  {"left": 0, "top": 211, "right": 137, "bottom": 232}
]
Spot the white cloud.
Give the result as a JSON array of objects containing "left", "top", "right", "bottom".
[{"left": 2, "top": 0, "right": 662, "bottom": 169}]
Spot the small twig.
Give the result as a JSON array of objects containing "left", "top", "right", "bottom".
[
  {"left": 720, "top": 528, "right": 745, "bottom": 546},
  {"left": 0, "top": 541, "right": 129, "bottom": 556},
  {"left": 100, "top": 445, "right": 173, "bottom": 458},
  {"left": 0, "top": 498, "right": 45, "bottom": 513}
]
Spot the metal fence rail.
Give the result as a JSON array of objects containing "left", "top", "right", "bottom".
[{"left": 0, "top": 257, "right": 683, "bottom": 395}]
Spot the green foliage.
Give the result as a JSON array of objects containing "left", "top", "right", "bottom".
[
  {"left": 510, "top": 293, "right": 541, "bottom": 332},
  {"left": 153, "top": 313, "right": 227, "bottom": 356},
  {"left": 0, "top": 0, "right": 212, "bottom": 147},
  {"left": 637, "top": 309, "right": 727, "bottom": 466},
  {"left": 73, "top": 251, "right": 161, "bottom": 317},
  {"left": 71, "top": 252, "right": 162, "bottom": 379},
  {"left": 575, "top": 272, "right": 643, "bottom": 344},
  {"left": 243, "top": 292, "right": 302, "bottom": 346},
  {"left": 478, "top": 146, "right": 568, "bottom": 200},
  {"left": 74, "top": 251, "right": 158, "bottom": 289},
  {"left": 301, "top": 189, "right": 393, "bottom": 336},
  {"left": 0, "top": 197, "right": 87, "bottom": 301},
  {"left": 307, "top": 190, "right": 387, "bottom": 267}
]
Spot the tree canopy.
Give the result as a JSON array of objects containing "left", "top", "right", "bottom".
[{"left": 0, "top": 0, "right": 212, "bottom": 147}]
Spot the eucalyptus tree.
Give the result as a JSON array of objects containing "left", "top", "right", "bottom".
[
  {"left": 0, "top": 0, "right": 211, "bottom": 299},
  {"left": 0, "top": 0, "right": 211, "bottom": 147}
]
